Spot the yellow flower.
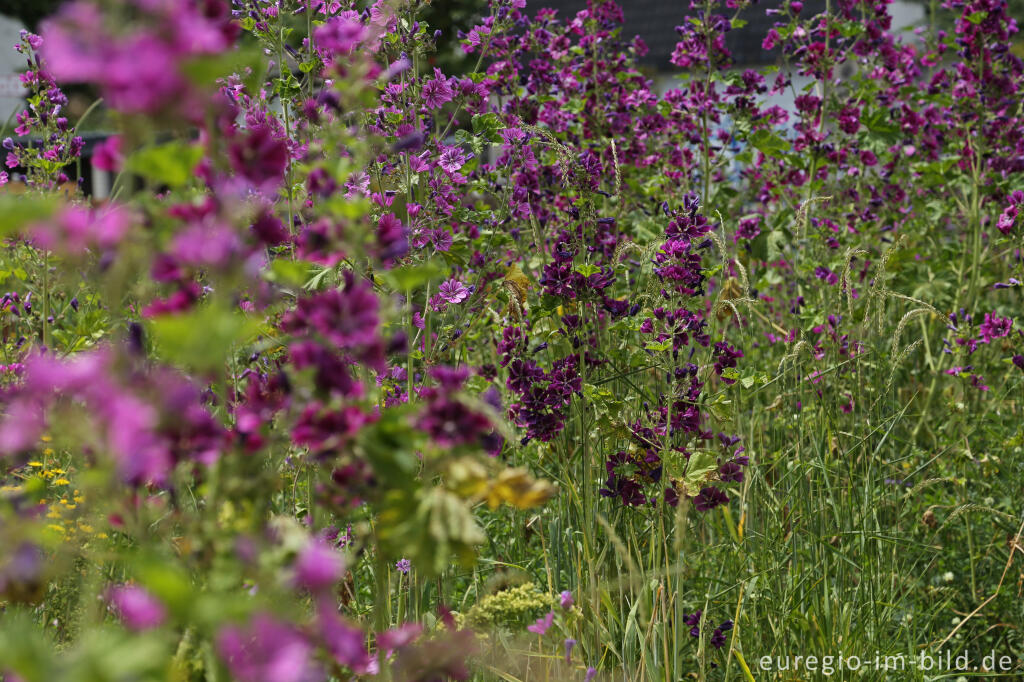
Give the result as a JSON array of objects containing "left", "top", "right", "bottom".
[
  {"left": 53, "top": 478, "right": 70, "bottom": 486},
  {"left": 40, "top": 435, "right": 52, "bottom": 442},
  {"left": 42, "top": 448, "right": 54, "bottom": 456},
  {"left": 27, "top": 461, "right": 42, "bottom": 467}
]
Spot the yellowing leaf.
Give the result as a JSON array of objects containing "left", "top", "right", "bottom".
[{"left": 483, "top": 467, "right": 557, "bottom": 510}]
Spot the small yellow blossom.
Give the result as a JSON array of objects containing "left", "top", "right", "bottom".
[
  {"left": 28, "top": 461, "right": 42, "bottom": 467},
  {"left": 53, "top": 478, "right": 70, "bottom": 486}
]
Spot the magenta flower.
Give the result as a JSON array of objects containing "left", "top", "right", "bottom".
[
  {"left": 438, "top": 278, "right": 469, "bottom": 304},
  {"left": 228, "top": 124, "right": 289, "bottom": 192},
  {"left": 997, "top": 205, "right": 1017, "bottom": 235},
  {"left": 526, "top": 610, "right": 554, "bottom": 635},
  {"left": 314, "top": 14, "right": 366, "bottom": 56},
  {"left": 378, "top": 622, "right": 422, "bottom": 655},
  {"left": 421, "top": 68, "right": 454, "bottom": 109},
  {"left": 92, "top": 135, "right": 123, "bottom": 172},
  {"left": 377, "top": 212, "right": 408, "bottom": 262},
  {"left": 107, "top": 584, "right": 166, "bottom": 631},
  {"left": 281, "top": 272, "right": 382, "bottom": 357},
  {"left": 31, "top": 204, "right": 133, "bottom": 254},
  {"left": 216, "top": 614, "right": 322, "bottom": 682},
  {"left": 293, "top": 537, "right": 345, "bottom": 593},
  {"left": 319, "top": 605, "right": 377, "bottom": 674},
  {"left": 978, "top": 312, "right": 1013, "bottom": 343},
  {"left": 559, "top": 590, "right": 574, "bottom": 610}
]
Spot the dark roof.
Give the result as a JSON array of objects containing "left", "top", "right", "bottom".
[{"left": 527, "top": 0, "right": 827, "bottom": 68}]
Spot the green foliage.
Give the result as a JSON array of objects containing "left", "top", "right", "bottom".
[{"left": 126, "top": 141, "right": 204, "bottom": 188}]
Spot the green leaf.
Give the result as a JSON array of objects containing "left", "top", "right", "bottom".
[
  {"left": 357, "top": 408, "right": 421, "bottom": 490},
  {"left": 679, "top": 450, "right": 720, "bottom": 497},
  {"left": 148, "top": 302, "right": 260, "bottom": 372},
  {"left": 127, "top": 141, "right": 203, "bottom": 188},
  {"left": 377, "top": 487, "right": 486, "bottom": 576},
  {"left": 380, "top": 260, "right": 446, "bottom": 292},
  {"left": 575, "top": 263, "right": 600, "bottom": 277},
  {"left": 748, "top": 129, "right": 791, "bottom": 156},
  {"left": 471, "top": 112, "right": 504, "bottom": 143},
  {"left": 767, "top": 229, "right": 787, "bottom": 261},
  {"left": 265, "top": 259, "right": 315, "bottom": 288},
  {"left": 183, "top": 48, "right": 266, "bottom": 92},
  {"left": 0, "top": 195, "right": 59, "bottom": 237},
  {"left": 645, "top": 339, "right": 673, "bottom": 352},
  {"left": 134, "top": 557, "right": 192, "bottom": 613}
]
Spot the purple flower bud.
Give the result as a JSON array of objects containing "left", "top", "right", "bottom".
[{"left": 564, "top": 638, "right": 577, "bottom": 662}]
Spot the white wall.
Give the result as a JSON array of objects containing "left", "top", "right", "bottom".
[{"left": 0, "top": 15, "right": 28, "bottom": 127}]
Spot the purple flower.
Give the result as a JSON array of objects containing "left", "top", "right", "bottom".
[
  {"left": 92, "top": 135, "right": 122, "bottom": 172},
  {"left": 438, "top": 278, "right": 469, "bottom": 304},
  {"left": 395, "top": 558, "right": 411, "bottom": 574},
  {"left": 585, "top": 667, "right": 598, "bottom": 681},
  {"left": 216, "top": 614, "right": 322, "bottom": 682},
  {"left": 30, "top": 204, "right": 132, "bottom": 255},
  {"left": 527, "top": 610, "right": 554, "bottom": 635},
  {"left": 422, "top": 68, "right": 454, "bottom": 109},
  {"left": 0, "top": 543, "right": 44, "bottom": 602},
  {"left": 378, "top": 622, "right": 422, "bottom": 655},
  {"left": 228, "top": 124, "right": 289, "bottom": 192},
  {"left": 314, "top": 14, "right": 366, "bottom": 56},
  {"left": 281, "top": 273, "right": 383, "bottom": 364},
  {"left": 694, "top": 486, "right": 729, "bottom": 512},
  {"left": 107, "top": 584, "right": 166, "bottom": 631},
  {"left": 559, "top": 590, "right": 574, "bottom": 610},
  {"left": 377, "top": 212, "right": 408, "bottom": 263},
  {"left": 564, "top": 638, "right": 577, "bottom": 662},
  {"left": 438, "top": 146, "right": 467, "bottom": 173},
  {"left": 431, "top": 228, "right": 453, "bottom": 252},
  {"left": 978, "top": 312, "right": 1012, "bottom": 343},
  {"left": 997, "top": 205, "right": 1017, "bottom": 234},
  {"left": 319, "top": 605, "right": 377, "bottom": 674},
  {"left": 293, "top": 538, "right": 344, "bottom": 593}
]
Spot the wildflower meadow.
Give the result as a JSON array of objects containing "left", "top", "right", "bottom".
[{"left": 0, "top": 0, "right": 1020, "bottom": 679}]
